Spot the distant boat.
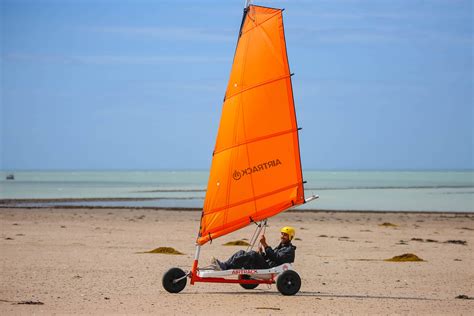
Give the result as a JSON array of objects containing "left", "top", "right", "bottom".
[{"left": 6, "top": 174, "right": 14, "bottom": 180}]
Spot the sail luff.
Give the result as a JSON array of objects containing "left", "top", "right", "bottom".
[{"left": 241, "top": 20, "right": 260, "bottom": 223}]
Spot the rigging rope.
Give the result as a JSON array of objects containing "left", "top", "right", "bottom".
[{"left": 247, "top": 219, "right": 268, "bottom": 252}]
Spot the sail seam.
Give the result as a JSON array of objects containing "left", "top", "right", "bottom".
[
  {"left": 214, "top": 128, "right": 298, "bottom": 156},
  {"left": 225, "top": 73, "right": 290, "bottom": 102},
  {"left": 203, "top": 182, "right": 302, "bottom": 216}
]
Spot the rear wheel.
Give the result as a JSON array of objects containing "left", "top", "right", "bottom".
[
  {"left": 277, "top": 270, "right": 301, "bottom": 296},
  {"left": 162, "top": 267, "right": 187, "bottom": 293},
  {"left": 238, "top": 274, "right": 259, "bottom": 290}
]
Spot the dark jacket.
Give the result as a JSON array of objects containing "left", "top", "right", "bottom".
[{"left": 263, "top": 242, "right": 296, "bottom": 267}]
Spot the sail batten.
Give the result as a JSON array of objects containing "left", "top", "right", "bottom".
[
  {"left": 213, "top": 128, "right": 299, "bottom": 155},
  {"left": 204, "top": 182, "right": 302, "bottom": 216},
  {"left": 197, "top": 5, "right": 304, "bottom": 245},
  {"left": 224, "top": 73, "right": 291, "bottom": 101}
]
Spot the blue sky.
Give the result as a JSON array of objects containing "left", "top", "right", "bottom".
[{"left": 1, "top": 0, "right": 472, "bottom": 170}]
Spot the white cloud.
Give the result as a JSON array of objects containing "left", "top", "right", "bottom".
[
  {"left": 287, "top": 26, "right": 473, "bottom": 44},
  {"left": 73, "top": 55, "right": 229, "bottom": 65},
  {"left": 2, "top": 53, "right": 229, "bottom": 65},
  {"left": 90, "top": 26, "right": 235, "bottom": 42}
]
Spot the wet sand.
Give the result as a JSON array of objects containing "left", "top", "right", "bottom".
[{"left": 1, "top": 207, "right": 473, "bottom": 314}]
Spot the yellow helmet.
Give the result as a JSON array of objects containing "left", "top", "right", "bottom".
[{"left": 280, "top": 226, "right": 295, "bottom": 240}]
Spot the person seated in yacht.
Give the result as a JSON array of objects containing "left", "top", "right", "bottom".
[{"left": 211, "top": 226, "right": 296, "bottom": 270}]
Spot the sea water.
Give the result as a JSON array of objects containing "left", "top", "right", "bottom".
[{"left": 0, "top": 170, "right": 473, "bottom": 212}]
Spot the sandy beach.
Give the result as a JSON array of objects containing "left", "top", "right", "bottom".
[{"left": 0, "top": 207, "right": 473, "bottom": 315}]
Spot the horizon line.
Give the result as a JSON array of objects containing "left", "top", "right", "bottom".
[{"left": 1, "top": 168, "right": 473, "bottom": 172}]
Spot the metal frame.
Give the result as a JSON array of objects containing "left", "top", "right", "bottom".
[
  {"left": 188, "top": 196, "right": 317, "bottom": 286},
  {"left": 190, "top": 262, "right": 294, "bottom": 285}
]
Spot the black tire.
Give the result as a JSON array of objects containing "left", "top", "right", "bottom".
[
  {"left": 162, "top": 267, "right": 187, "bottom": 293},
  {"left": 276, "top": 270, "right": 301, "bottom": 296},
  {"left": 238, "top": 274, "right": 259, "bottom": 290}
]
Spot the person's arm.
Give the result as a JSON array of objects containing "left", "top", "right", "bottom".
[
  {"left": 264, "top": 244, "right": 295, "bottom": 264},
  {"left": 259, "top": 235, "right": 268, "bottom": 257}
]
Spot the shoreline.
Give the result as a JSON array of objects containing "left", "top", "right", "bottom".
[{"left": 1, "top": 198, "right": 473, "bottom": 214}]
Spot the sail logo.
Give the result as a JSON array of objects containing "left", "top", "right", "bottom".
[{"left": 232, "top": 159, "right": 282, "bottom": 181}]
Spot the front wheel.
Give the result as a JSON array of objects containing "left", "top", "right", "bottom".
[
  {"left": 162, "top": 267, "right": 187, "bottom": 293},
  {"left": 276, "top": 270, "right": 301, "bottom": 296},
  {"left": 238, "top": 274, "right": 259, "bottom": 290}
]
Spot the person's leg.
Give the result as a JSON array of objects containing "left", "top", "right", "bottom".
[
  {"left": 219, "top": 250, "right": 246, "bottom": 269},
  {"left": 248, "top": 251, "right": 270, "bottom": 269},
  {"left": 225, "top": 250, "right": 270, "bottom": 269},
  {"left": 224, "top": 250, "right": 262, "bottom": 269}
]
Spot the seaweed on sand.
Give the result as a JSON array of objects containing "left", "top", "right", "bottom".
[
  {"left": 141, "top": 247, "right": 184, "bottom": 255},
  {"left": 379, "top": 222, "right": 398, "bottom": 227},
  {"left": 385, "top": 253, "right": 424, "bottom": 262},
  {"left": 410, "top": 238, "right": 439, "bottom": 243},
  {"left": 223, "top": 240, "right": 251, "bottom": 246},
  {"left": 17, "top": 301, "right": 44, "bottom": 305},
  {"left": 445, "top": 240, "right": 467, "bottom": 245}
]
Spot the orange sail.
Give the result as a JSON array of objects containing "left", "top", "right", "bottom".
[{"left": 197, "top": 5, "right": 305, "bottom": 245}]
